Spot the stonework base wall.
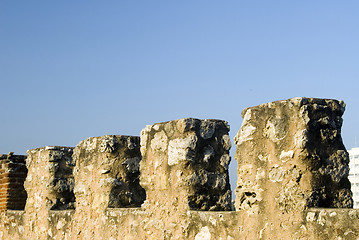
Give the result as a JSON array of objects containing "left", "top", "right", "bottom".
[{"left": 0, "top": 208, "right": 358, "bottom": 239}]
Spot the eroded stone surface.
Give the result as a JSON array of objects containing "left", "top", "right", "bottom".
[
  {"left": 0, "top": 102, "right": 358, "bottom": 239},
  {"left": 25, "top": 147, "right": 75, "bottom": 210},
  {"left": 140, "top": 118, "right": 232, "bottom": 212},
  {"left": 73, "top": 135, "right": 145, "bottom": 209},
  {"left": 24, "top": 146, "right": 75, "bottom": 239},
  {"left": 69, "top": 135, "right": 146, "bottom": 240},
  {"left": 0, "top": 207, "right": 358, "bottom": 240},
  {"left": 234, "top": 97, "right": 353, "bottom": 239}
]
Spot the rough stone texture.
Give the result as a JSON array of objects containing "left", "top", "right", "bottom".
[
  {"left": 140, "top": 118, "right": 232, "bottom": 212},
  {"left": 72, "top": 135, "right": 145, "bottom": 209},
  {"left": 0, "top": 153, "right": 27, "bottom": 211},
  {"left": 25, "top": 146, "right": 75, "bottom": 210},
  {"left": 24, "top": 146, "right": 75, "bottom": 239},
  {"left": 0, "top": 108, "right": 358, "bottom": 239},
  {"left": 71, "top": 135, "right": 146, "bottom": 239},
  {"left": 0, "top": 208, "right": 357, "bottom": 240},
  {"left": 234, "top": 97, "right": 354, "bottom": 238}
]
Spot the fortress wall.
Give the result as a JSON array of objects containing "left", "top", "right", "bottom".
[
  {"left": 0, "top": 98, "right": 358, "bottom": 239},
  {"left": 1, "top": 208, "right": 358, "bottom": 239}
]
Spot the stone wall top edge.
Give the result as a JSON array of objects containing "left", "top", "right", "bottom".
[
  {"left": 26, "top": 146, "right": 74, "bottom": 153},
  {"left": 241, "top": 97, "right": 345, "bottom": 118},
  {"left": 74, "top": 135, "right": 140, "bottom": 150},
  {"left": 150, "top": 117, "right": 229, "bottom": 125},
  {"left": 81, "top": 134, "right": 140, "bottom": 139},
  {"left": 0, "top": 153, "right": 26, "bottom": 160},
  {"left": 76, "top": 134, "right": 139, "bottom": 143}
]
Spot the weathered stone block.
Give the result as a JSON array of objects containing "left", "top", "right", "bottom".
[
  {"left": 70, "top": 135, "right": 145, "bottom": 239},
  {"left": 72, "top": 135, "right": 145, "bottom": 209},
  {"left": 24, "top": 146, "right": 74, "bottom": 239},
  {"left": 25, "top": 146, "right": 75, "bottom": 211},
  {"left": 140, "top": 118, "right": 232, "bottom": 211},
  {"left": 234, "top": 97, "right": 353, "bottom": 238}
]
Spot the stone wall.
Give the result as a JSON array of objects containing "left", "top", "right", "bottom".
[
  {"left": 139, "top": 118, "right": 232, "bottom": 212},
  {"left": 71, "top": 135, "right": 146, "bottom": 239},
  {"left": 72, "top": 135, "right": 145, "bottom": 210},
  {"left": 24, "top": 146, "right": 75, "bottom": 239},
  {"left": 0, "top": 97, "right": 358, "bottom": 240},
  {"left": 233, "top": 97, "right": 355, "bottom": 239}
]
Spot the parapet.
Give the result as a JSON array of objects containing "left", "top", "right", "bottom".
[
  {"left": 139, "top": 118, "right": 232, "bottom": 211},
  {"left": 72, "top": 135, "right": 145, "bottom": 210},
  {"left": 69, "top": 135, "right": 146, "bottom": 239},
  {"left": 25, "top": 146, "right": 75, "bottom": 211},
  {"left": 24, "top": 146, "right": 75, "bottom": 239},
  {"left": 234, "top": 97, "right": 354, "bottom": 239},
  {"left": 0, "top": 97, "right": 358, "bottom": 239}
]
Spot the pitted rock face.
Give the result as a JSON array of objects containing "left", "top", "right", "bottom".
[
  {"left": 25, "top": 147, "right": 75, "bottom": 211},
  {"left": 150, "top": 131, "right": 168, "bottom": 152},
  {"left": 140, "top": 118, "right": 232, "bottom": 211},
  {"left": 2, "top": 104, "right": 359, "bottom": 240},
  {"left": 99, "top": 135, "right": 117, "bottom": 153},
  {"left": 122, "top": 157, "right": 140, "bottom": 173},
  {"left": 168, "top": 135, "right": 197, "bottom": 166},
  {"left": 319, "top": 150, "right": 349, "bottom": 183},
  {"left": 235, "top": 97, "right": 353, "bottom": 221},
  {"left": 73, "top": 135, "right": 145, "bottom": 209},
  {"left": 303, "top": 99, "right": 352, "bottom": 208},
  {"left": 200, "top": 120, "right": 216, "bottom": 139}
]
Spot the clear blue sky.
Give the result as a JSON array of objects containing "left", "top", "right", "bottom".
[{"left": 1, "top": 1, "right": 359, "bottom": 190}]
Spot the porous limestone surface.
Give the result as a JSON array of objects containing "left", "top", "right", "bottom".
[
  {"left": 70, "top": 135, "right": 146, "bottom": 239},
  {"left": 25, "top": 146, "right": 75, "bottom": 210},
  {"left": 133, "top": 118, "right": 234, "bottom": 239},
  {"left": 0, "top": 102, "right": 358, "bottom": 239},
  {"left": 72, "top": 135, "right": 145, "bottom": 209},
  {"left": 24, "top": 146, "right": 75, "bottom": 239},
  {"left": 234, "top": 97, "right": 354, "bottom": 239},
  {"left": 0, "top": 208, "right": 358, "bottom": 239},
  {"left": 140, "top": 118, "right": 232, "bottom": 212},
  {"left": 302, "top": 208, "right": 359, "bottom": 239}
]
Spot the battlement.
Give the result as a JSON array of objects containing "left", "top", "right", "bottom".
[
  {"left": 140, "top": 118, "right": 232, "bottom": 211},
  {"left": 0, "top": 97, "right": 358, "bottom": 239}
]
